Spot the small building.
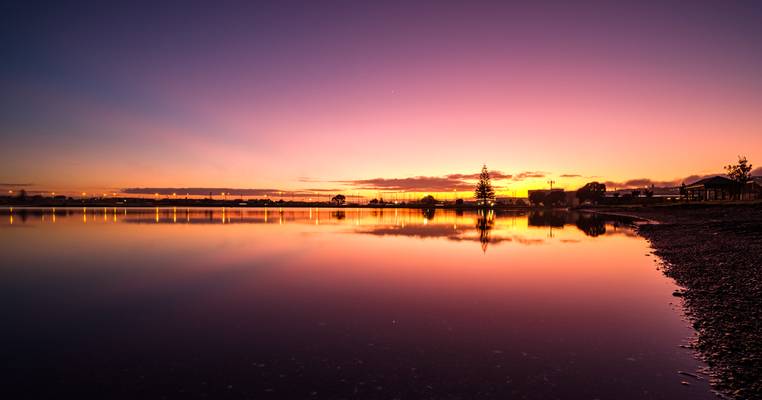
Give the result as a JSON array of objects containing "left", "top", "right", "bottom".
[
  {"left": 564, "top": 191, "right": 580, "bottom": 207},
  {"left": 684, "top": 176, "right": 736, "bottom": 201},
  {"left": 742, "top": 176, "right": 762, "bottom": 200},
  {"left": 494, "top": 196, "right": 528, "bottom": 206}
]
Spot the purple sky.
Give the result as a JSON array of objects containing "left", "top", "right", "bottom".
[{"left": 2, "top": 1, "right": 761, "bottom": 196}]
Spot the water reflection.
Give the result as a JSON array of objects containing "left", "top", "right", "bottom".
[
  {"left": 527, "top": 210, "right": 568, "bottom": 227},
  {"left": 0, "top": 207, "right": 711, "bottom": 399},
  {"left": 0, "top": 207, "right": 639, "bottom": 252},
  {"left": 476, "top": 209, "right": 495, "bottom": 252},
  {"left": 421, "top": 207, "right": 436, "bottom": 220},
  {"left": 575, "top": 213, "right": 608, "bottom": 237}
]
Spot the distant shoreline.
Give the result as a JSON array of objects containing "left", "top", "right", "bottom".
[
  {"left": 0, "top": 198, "right": 535, "bottom": 210},
  {"left": 2, "top": 198, "right": 760, "bottom": 211}
]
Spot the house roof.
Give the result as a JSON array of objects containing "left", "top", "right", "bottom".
[{"left": 685, "top": 175, "right": 736, "bottom": 188}]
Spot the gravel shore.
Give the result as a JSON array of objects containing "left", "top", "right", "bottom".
[{"left": 591, "top": 203, "right": 762, "bottom": 399}]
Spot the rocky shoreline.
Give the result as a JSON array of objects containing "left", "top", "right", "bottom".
[{"left": 590, "top": 203, "right": 762, "bottom": 399}]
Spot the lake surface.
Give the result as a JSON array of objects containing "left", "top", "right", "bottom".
[{"left": 0, "top": 207, "right": 712, "bottom": 399}]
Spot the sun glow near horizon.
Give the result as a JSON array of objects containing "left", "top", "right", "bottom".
[{"left": 1, "top": 2, "right": 761, "bottom": 197}]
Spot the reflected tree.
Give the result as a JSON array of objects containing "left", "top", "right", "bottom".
[
  {"left": 331, "top": 210, "right": 346, "bottom": 220},
  {"left": 18, "top": 208, "right": 29, "bottom": 222},
  {"left": 475, "top": 209, "right": 495, "bottom": 252},
  {"left": 575, "top": 214, "right": 606, "bottom": 237},
  {"left": 421, "top": 207, "right": 436, "bottom": 220}
]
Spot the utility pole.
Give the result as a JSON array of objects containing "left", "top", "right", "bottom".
[{"left": 547, "top": 180, "right": 556, "bottom": 190}]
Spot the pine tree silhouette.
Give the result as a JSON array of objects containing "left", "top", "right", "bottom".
[{"left": 474, "top": 165, "right": 496, "bottom": 206}]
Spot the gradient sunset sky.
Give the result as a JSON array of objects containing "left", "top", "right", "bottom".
[{"left": 2, "top": 1, "right": 761, "bottom": 197}]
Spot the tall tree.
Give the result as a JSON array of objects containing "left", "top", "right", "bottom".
[
  {"left": 331, "top": 194, "right": 346, "bottom": 205},
  {"left": 575, "top": 181, "right": 606, "bottom": 204},
  {"left": 420, "top": 194, "right": 437, "bottom": 206},
  {"left": 474, "top": 165, "right": 496, "bottom": 205},
  {"left": 725, "top": 156, "right": 753, "bottom": 199},
  {"left": 725, "top": 156, "right": 753, "bottom": 184}
]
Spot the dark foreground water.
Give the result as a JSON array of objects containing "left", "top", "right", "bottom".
[{"left": 0, "top": 208, "right": 712, "bottom": 399}]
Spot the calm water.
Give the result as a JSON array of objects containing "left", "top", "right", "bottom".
[{"left": 0, "top": 208, "right": 711, "bottom": 399}]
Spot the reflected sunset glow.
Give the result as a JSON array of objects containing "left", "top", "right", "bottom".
[{"left": 0, "top": 207, "right": 712, "bottom": 398}]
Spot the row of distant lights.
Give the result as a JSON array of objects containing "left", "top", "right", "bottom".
[
  {"left": 8, "top": 191, "right": 229, "bottom": 197},
  {"left": 8, "top": 190, "right": 111, "bottom": 197},
  {"left": 10, "top": 190, "right": 462, "bottom": 203},
  {"left": 10, "top": 190, "right": 463, "bottom": 199},
  {"left": 60, "top": 192, "right": 281, "bottom": 197},
  {"left": 8, "top": 207, "right": 470, "bottom": 230}
]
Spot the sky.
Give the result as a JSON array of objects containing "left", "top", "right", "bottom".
[{"left": 2, "top": 0, "right": 762, "bottom": 197}]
